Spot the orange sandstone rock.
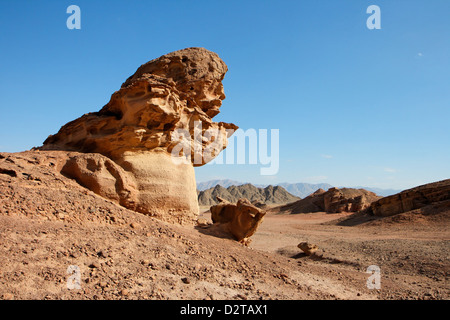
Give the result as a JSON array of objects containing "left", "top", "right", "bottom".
[
  {"left": 370, "top": 179, "right": 450, "bottom": 217},
  {"left": 41, "top": 48, "right": 238, "bottom": 224},
  {"left": 210, "top": 197, "right": 266, "bottom": 245}
]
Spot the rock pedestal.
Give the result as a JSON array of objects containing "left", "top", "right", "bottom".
[{"left": 41, "top": 47, "right": 238, "bottom": 225}]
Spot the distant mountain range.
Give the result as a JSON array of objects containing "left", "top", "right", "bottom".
[
  {"left": 277, "top": 182, "right": 334, "bottom": 198},
  {"left": 347, "top": 186, "right": 402, "bottom": 197},
  {"left": 196, "top": 179, "right": 401, "bottom": 198},
  {"left": 197, "top": 184, "right": 300, "bottom": 206},
  {"left": 196, "top": 179, "right": 244, "bottom": 191}
]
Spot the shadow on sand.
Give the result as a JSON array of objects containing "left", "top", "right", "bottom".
[
  {"left": 194, "top": 223, "right": 236, "bottom": 241},
  {"left": 325, "top": 212, "right": 381, "bottom": 227}
]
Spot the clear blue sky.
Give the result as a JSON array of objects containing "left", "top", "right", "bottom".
[{"left": 0, "top": 0, "right": 449, "bottom": 190}]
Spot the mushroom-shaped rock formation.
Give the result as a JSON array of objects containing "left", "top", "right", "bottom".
[{"left": 41, "top": 47, "right": 238, "bottom": 225}]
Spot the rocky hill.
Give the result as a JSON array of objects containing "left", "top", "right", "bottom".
[
  {"left": 370, "top": 179, "right": 450, "bottom": 217},
  {"left": 197, "top": 180, "right": 400, "bottom": 198},
  {"left": 198, "top": 184, "right": 300, "bottom": 206},
  {"left": 271, "top": 187, "right": 381, "bottom": 214}
]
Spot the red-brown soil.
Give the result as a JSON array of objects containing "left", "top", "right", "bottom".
[{"left": 0, "top": 151, "right": 448, "bottom": 300}]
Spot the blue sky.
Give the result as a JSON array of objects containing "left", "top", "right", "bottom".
[{"left": 0, "top": 0, "right": 449, "bottom": 190}]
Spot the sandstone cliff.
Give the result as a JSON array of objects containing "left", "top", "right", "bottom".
[{"left": 370, "top": 179, "right": 450, "bottom": 217}]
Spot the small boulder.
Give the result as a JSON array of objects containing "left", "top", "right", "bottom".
[
  {"left": 210, "top": 197, "right": 266, "bottom": 245},
  {"left": 297, "top": 242, "right": 318, "bottom": 256},
  {"left": 196, "top": 218, "right": 210, "bottom": 228}
]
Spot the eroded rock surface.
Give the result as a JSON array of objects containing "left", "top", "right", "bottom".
[
  {"left": 271, "top": 187, "right": 381, "bottom": 214},
  {"left": 323, "top": 187, "right": 380, "bottom": 213},
  {"left": 198, "top": 183, "right": 300, "bottom": 206},
  {"left": 210, "top": 197, "right": 266, "bottom": 245},
  {"left": 297, "top": 242, "right": 319, "bottom": 256},
  {"left": 60, "top": 153, "right": 139, "bottom": 211},
  {"left": 40, "top": 47, "right": 238, "bottom": 224},
  {"left": 370, "top": 179, "right": 450, "bottom": 217}
]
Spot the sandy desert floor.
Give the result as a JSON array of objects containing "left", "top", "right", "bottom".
[{"left": 199, "top": 207, "right": 450, "bottom": 300}]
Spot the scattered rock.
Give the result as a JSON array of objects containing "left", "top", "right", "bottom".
[
  {"left": 210, "top": 197, "right": 266, "bottom": 245},
  {"left": 181, "top": 277, "right": 190, "bottom": 284},
  {"left": 297, "top": 242, "right": 319, "bottom": 256},
  {"left": 196, "top": 218, "right": 210, "bottom": 228},
  {"left": 2, "top": 293, "right": 14, "bottom": 300},
  {"left": 97, "top": 251, "right": 107, "bottom": 258}
]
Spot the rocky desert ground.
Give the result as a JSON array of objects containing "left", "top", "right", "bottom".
[
  {"left": 250, "top": 210, "right": 449, "bottom": 300},
  {"left": 0, "top": 150, "right": 448, "bottom": 300}
]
